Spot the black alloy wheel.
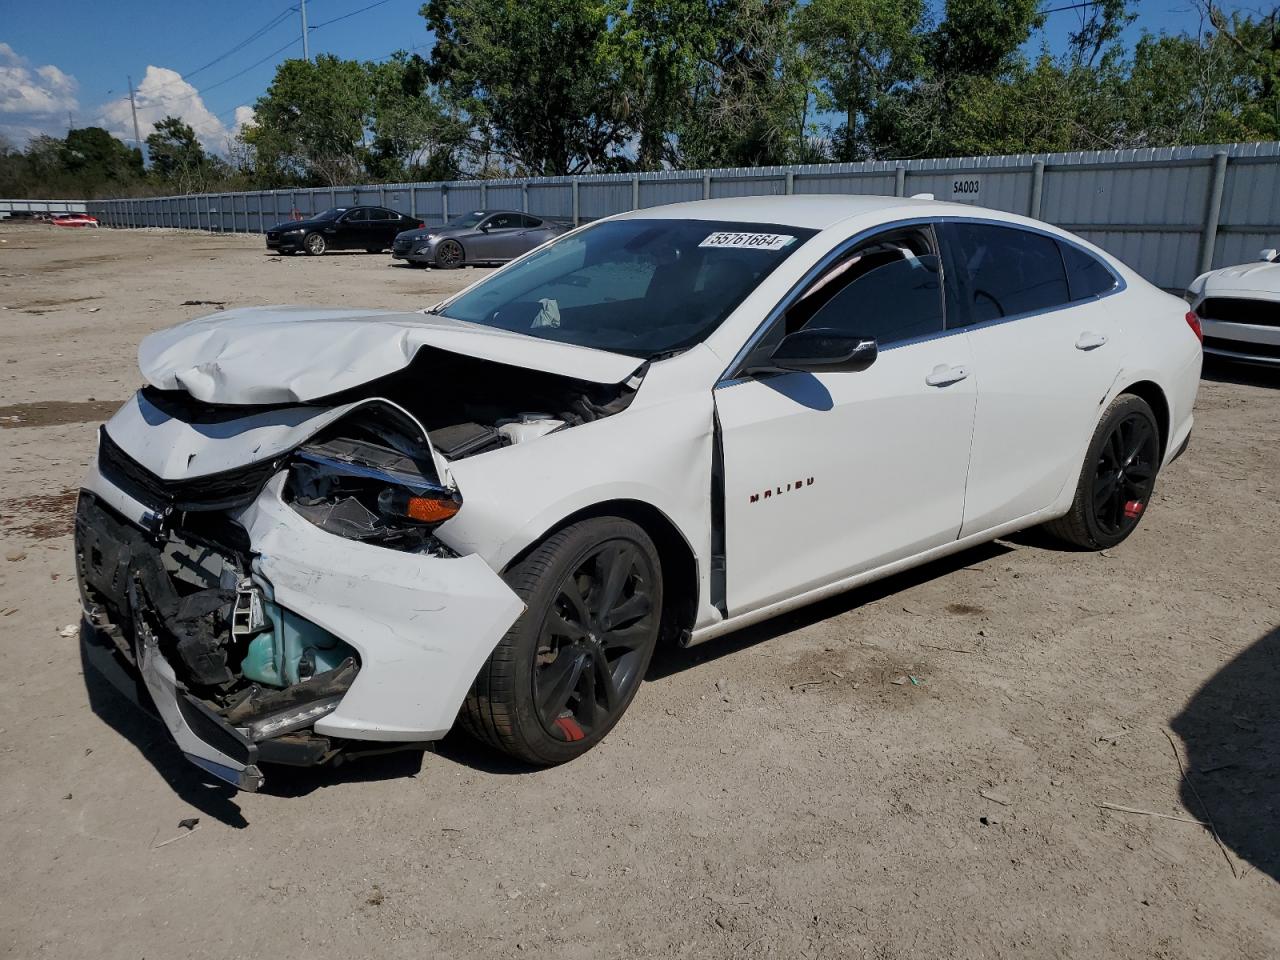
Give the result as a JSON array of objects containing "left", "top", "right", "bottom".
[
  {"left": 532, "top": 539, "right": 657, "bottom": 743},
  {"left": 1046, "top": 393, "right": 1162, "bottom": 550},
  {"left": 1091, "top": 410, "right": 1159, "bottom": 537},
  {"left": 436, "top": 239, "right": 464, "bottom": 268},
  {"left": 460, "top": 517, "right": 663, "bottom": 764}
]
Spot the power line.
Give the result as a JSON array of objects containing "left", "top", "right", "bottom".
[
  {"left": 182, "top": 6, "right": 298, "bottom": 81},
  {"left": 1040, "top": 2, "right": 1102, "bottom": 13},
  {"left": 307, "top": 0, "right": 397, "bottom": 31}
]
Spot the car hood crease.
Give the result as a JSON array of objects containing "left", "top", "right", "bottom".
[{"left": 139, "top": 305, "right": 645, "bottom": 405}]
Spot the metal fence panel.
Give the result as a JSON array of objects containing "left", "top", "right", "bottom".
[{"left": 79, "top": 141, "right": 1280, "bottom": 288}]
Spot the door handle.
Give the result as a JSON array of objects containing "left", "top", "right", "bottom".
[
  {"left": 1075, "top": 332, "right": 1108, "bottom": 350},
  {"left": 925, "top": 363, "right": 969, "bottom": 387}
]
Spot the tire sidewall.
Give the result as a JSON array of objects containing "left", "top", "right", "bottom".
[
  {"left": 504, "top": 518, "right": 663, "bottom": 764},
  {"left": 1081, "top": 395, "right": 1159, "bottom": 548}
]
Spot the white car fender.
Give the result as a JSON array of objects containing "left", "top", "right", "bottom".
[{"left": 440, "top": 387, "right": 721, "bottom": 629}]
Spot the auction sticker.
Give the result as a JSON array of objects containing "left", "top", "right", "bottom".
[{"left": 699, "top": 232, "right": 795, "bottom": 251}]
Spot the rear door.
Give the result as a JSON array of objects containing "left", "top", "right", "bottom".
[
  {"left": 371, "top": 208, "right": 404, "bottom": 248},
  {"left": 938, "top": 221, "right": 1124, "bottom": 535}
]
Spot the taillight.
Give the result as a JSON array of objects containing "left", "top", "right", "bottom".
[
  {"left": 1185, "top": 310, "right": 1203, "bottom": 344},
  {"left": 418, "top": 221, "right": 426, "bottom": 229}
]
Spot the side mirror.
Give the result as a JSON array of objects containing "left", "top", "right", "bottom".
[
  {"left": 478, "top": 223, "right": 490, "bottom": 233},
  {"left": 1260, "top": 248, "right": 1277, "bottom": 262},
  {"left": 750, "top": 328, "right": 878, "bottom": 375}
]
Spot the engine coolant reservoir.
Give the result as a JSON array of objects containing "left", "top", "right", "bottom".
[{"left": 497, "top": 413, "right": 564, "bottom": 445}]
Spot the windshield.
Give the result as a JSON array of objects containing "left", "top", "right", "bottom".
[
  {"left": 435, "top": 218, "right": 815, "bottom": 358},
  {"left": 313, "top": 207, "right": 347, "bottom": 221},
  {"left": 448, "top": 211, "right": 487, "bottom": 229}
]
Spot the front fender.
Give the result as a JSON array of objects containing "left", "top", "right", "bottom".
[{"left": 437, "top": 392, "right": 720, "bottom": 628}]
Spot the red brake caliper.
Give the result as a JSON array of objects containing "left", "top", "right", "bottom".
[
  {"left": 555, "top": 716, "right": 585, "bottom": 741},
  {"left": 1123, "top": 500, "right": 1145, "bottom": 519}
]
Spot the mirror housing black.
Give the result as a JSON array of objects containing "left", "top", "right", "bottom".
[{"left": 748, "top": 328, "right": 878, "bottom": 375}]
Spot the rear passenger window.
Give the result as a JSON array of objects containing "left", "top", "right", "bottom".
[
  {"left": 1060, "top": 241, "right": 1117, "bottom": 300},
  {"left": 522, "top": 215, "right": 543, "bottom": 227},
  {"left": 786, "top": 227, "right": 944, "bottom": 345},
  {"left": 943, "top": 222, "right": 1070, "bottom": 323}
]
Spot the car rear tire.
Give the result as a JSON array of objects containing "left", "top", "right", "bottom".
[
  {"left": 303, "top": 233, "right": 326, "bottom": 256},
  {"left": 436, "top": 239, "right": 464, "bottom": 269},
  {"left": 1044, "top": 393, "right": 1161, "bottom": 550},
  {"left": 460, "top": 517, "right": 663, "bottom": 765}
]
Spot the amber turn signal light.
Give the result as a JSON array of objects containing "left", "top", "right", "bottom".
[{"left": 404, "top": 496, "right": 460, "bottom": 523}]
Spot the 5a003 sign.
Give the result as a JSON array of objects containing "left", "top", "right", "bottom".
[{"left": 950, "top": 177, "right": 982, "bottom": 202}]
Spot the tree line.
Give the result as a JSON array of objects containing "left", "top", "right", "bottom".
[{"left": 2, "top": 0, "right": 1277, "bottom": 198}]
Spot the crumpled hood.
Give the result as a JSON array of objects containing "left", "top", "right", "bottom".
[
  {"left": 139, "top": 305, "right": 645, "bottom": 405},
  {"left": 1200, "top": 260, "right": 1280, "bottom": 296}
]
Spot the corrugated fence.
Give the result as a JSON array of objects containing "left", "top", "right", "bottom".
[{"left": 85, "top": 142, "right": 1280, "bottom": 290}]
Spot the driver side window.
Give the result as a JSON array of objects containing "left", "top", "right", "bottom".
[
  {"left": 343, "top": 208, "right": 369, "bottom": 223},
  {"left": 785, "top": 227, "right": 945, "bottom": 346}
]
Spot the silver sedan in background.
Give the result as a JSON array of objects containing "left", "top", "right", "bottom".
[{"left": 392, "top": 209, "right": 569, "bottom": 268}]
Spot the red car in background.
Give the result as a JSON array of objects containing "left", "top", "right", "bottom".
[{"left": 52, "top": 213, "right": 98, "bottom": 228}]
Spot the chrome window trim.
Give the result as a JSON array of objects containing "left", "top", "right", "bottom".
[{"left": 717, "top": 214, "right": 1127, "bottom": 387}]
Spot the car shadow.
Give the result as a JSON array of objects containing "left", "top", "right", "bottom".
[
  {"left": 1201, "top": 356, "right": 1280, "bottom": 389},
  {"left": 1170, "top": 625, "right": 1280, "bottom": 881},
  {"left": 80, "top": 630, "right": 251, "bottom": 828},
  {"left": 648, "top": 539, "right": 1013, "bottom": 679},
  {"left": 80, "top": 624, "right": 434, "bottom": 815}
]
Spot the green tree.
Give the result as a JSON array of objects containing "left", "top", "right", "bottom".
[
  {"left": 146, "top": 116, "right": 210, "bottom": 192},
  {"left": 667, "top": 0, "right": 815, "bottom": 168},
  {"left": 367, "top": 53, "right": 466, "bottom": 180},
  {"left": 422, "top": 0, "right": 637, "bottom": 174},
  {"left": 60, "top": 127, "right": 143, "bottom": 188},
  {"left": 795, "top": 0, "right": 924, "bottom": 159},
  {"left": 242, "top": 55, "right": 374, "bottom": 185}
]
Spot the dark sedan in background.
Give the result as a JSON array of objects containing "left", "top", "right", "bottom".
[
  {"left": 391, "top": 210, "right": 569, "bottom": 268},
  {"left": 266, "top": 205, "right": 423, "bottom": 256}
]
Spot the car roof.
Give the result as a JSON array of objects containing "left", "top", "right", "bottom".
[{"left": 617, "top": 194, "right": 990, "bottom": 230}]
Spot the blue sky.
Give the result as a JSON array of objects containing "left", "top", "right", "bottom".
[{"left": 0, "top": 0, "right": 1250, "bottom": 152}]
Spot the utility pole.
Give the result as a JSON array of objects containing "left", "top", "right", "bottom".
[
  {"left": 300, "top": 0, "right": 310, "bottom": 61},
  {"left": 127, "top": 75, "right": 142, "bottom": 147}
]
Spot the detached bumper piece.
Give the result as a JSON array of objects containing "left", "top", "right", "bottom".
[{"left": 76, "top": 492, "right": 359, "bottom": 792}]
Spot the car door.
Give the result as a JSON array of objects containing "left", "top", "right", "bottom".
[
  {"left": 937, "top": 221, "right": 1124, "bottom": 536},
  {"left": 473, "top": 213, "right": 524, "bottom": 260},
  {"left": 715, "top": 224, "right": 977, "bottom": 616},
  {"left": 333, "top": 208, "right": 369, "bottom": 249},
  {"left": 372, "top": 208, "right": 404, "bottom": 248},
  {"left": 517, "top": 215, "right": 557, "bottom": 254}
]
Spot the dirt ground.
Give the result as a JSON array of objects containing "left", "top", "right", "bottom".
[{"left": 0, "top": 223, "right": 1277, "bottom": 960}]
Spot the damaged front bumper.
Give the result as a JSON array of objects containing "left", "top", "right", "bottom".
[{"left": 76, "top": 451, "right": 525, "bottom": 792}]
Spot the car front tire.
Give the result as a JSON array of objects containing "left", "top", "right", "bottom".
[
  {"left": 460, "top": 517, "right": 663, "bottom": 765},
  {"left": 435, "top": 239, "right": 464, "bottom": 269},
  {"left": 303, "top": 233, "right": 326, "bottom": 256},
  {"left": 1045, "top": 393, "right": 1162, "bottom": 550}
]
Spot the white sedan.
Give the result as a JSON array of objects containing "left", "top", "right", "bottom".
[
  {"left": 1186, "top": 248, "right": 1280, "bottom": 365},
  {"left": 75, "top": 196, "right": 1202, "bottom": 789}
]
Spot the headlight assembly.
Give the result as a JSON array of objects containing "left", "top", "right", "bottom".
[{"left": 283, "top": 413, "right": 460, "bottom": 552}]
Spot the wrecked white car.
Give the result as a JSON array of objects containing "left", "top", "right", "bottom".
[{"left": 76, "top": 196, "right": 1201, "bottom": 790}]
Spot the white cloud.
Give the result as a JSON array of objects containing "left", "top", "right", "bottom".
[
  {"left": 97, "top": 65, "right": 249, "bottom": 153},
  {"left": 232, "top": 104, "right": 256, "bottom": 138},
  {"left": 0, "top": 42, "right": 80, "bottom": 142}
]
